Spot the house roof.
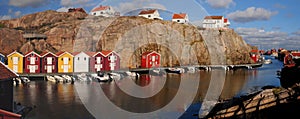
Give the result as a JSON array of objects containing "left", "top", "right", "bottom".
[
  {"left": 73, "top": 51, "right": 91, "bottom": 57},
  {"left": 55, "top": 51, "right": 74, "bottom": 57},
  {"left": 142, "top": 51, "right": 160, "bottom": 56},
  {"left": 101, "top": 50, "right": 113, "bottom": 56},
  {"left": 139, "top": 9, "right": 157, "bottom": 15},
  {"left": 7, "top": 51, "right": 24, "bottom": 57},
  {"left": 24, "top": 50, "right": 41, "bottom": 57},
  {"left": 204, "top": 16, "right": 223, "bottom": 19},
  {"left": 91, "top": 5, "right": 110, "bottom": 12},
  {"left": 0, "top": 62, "right": 18, "bottom": 80},
  {"left": 172, "top": 13, "right": 187, "bottom": 19},
  {"left": 68, "top": 8, "right": 86, "bottom": 13},
  {"left": 85, "top": 52, "right": 97, "bottom": 57},
  {"left": 40, "top": 51, "right": 57, "bottom": 57}
]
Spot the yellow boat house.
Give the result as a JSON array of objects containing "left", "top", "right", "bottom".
[{"left": 7, "top": 51, "right": 24, "bottom": 73}]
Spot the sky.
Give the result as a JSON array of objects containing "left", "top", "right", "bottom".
[{"left": 0, "top": 0, "right": 300, "bottom": 51}]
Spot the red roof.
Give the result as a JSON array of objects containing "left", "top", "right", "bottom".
[
  {"left": 40, "top": 51, "right": 57, "bottom": 57},
  {"left": 0, "top": 62, "right": 18, "bottom": 80},
  {"left": 224, "top": 18, "right": 228, "bottom": 23},
  {"left": 55, "top": 51, "right": 66, "bottom": 57},
  {"left": 91, "top": 5, "right": 110, "bottom": 12},
  {"left": 172, "top": 13, "right": 187, "bottom": 19},
  {"left": 85, "top": 52, "right": 96, "bottom": 57},
  {"left": 142, "top": 51, "right": 160, "bottom": 56},
  {"left": 204, "top": 16, "right": 223, "bottom": 19},
  {"left": 101, "top": 50, "right": 113, "bottom": 56},
  {"left": 72, "top": 52, "right": 81, "bottom": 56},
  {"left": 139, "top": 9, "right": 157, "bottom": 15}
]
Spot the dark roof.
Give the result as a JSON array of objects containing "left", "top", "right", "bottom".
[
  {"left": 0, "top": 62, "right": 18, "bottom": 80},
  {"left": 139, "top": 9, "right": 157, "bottom": 15},
  {"left": 172, "top": 13, "right": 187, "bottom": 19},
  {"left": 204, "top": 16, "right": 223, "bottom": 19}
]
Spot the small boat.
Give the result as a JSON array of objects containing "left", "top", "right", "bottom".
[
  {"left": 20, "top": 77, "right": 30, "bottom": 84},
  {"left": 77, "top": 73, "right": 87, "bottom": 81},
  {"left": 165, "top": 68, "right": 185, "bottom": 74},
  {"left": 90, "top": 73, "right": 111, "bottom": 82},
  {"left": 13, "top": 78, "right": 22, "bottom": 85},
  {"left": 46, "top": 75, "right": 56, "bottom": 83},
  {"left": 149, "top": 68, "right": 166, "bottom": 76},
  {"left": 109, "top": 72, "right": 122, "bottom": 80},
  {"left": 53, "top": 75, "right": 64, "bottom": 83},
  {"left": 61, "top": 75, "right": 72, "bottom": 83},
  {"left": 264, "top": 59, "right": 272, "bottom": 64}
]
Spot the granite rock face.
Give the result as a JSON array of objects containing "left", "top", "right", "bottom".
[{"left": 0, "top": 10, "right": 254, "bottom": 68}]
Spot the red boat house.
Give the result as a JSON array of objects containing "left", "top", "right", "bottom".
[
  {"left": 24, "top": 51, "right": 41, "bottom": 73},
  {"left": 40, "top": 51, "right": 58, "bottom": 73},
  {"left": 141, "top": 51, "right": 161, "bottom": 68}
]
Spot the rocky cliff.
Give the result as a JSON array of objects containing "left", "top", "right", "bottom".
[{"left": 0, "top": 10, "right": 254, "bottom": 68}]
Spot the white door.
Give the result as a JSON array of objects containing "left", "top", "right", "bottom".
[
  {"left": 110, "top": 63, "right": 115, "bottom": 71},
  {"left": 13, "top": 65, "right": 18, "bottom": 72},
  {"left": 29, "top": 65, "right": 35, "bottom": 73},
  {"left": 152, "top": 56, "right": 155, "bottom": 61},
  {"left": 63, "top": 57, "right": 69, "bottom": 65},
  {"left": 63, "top": 65, "right": 69, "bottom": 73},
  {"left": 96, "top": 57, "right": 101, "bottom": 64},
  {"left": 13, "top": 57, "right": 18, "bottom": 65},
  {"left": 47, "top": 57, "right": 52, "bottom": 65},
  {"left": 30, "top": 57, "right": 35, "bottom": 64},
  {"left": 47, "top": 65, "right": 52, "bottom": 73}
]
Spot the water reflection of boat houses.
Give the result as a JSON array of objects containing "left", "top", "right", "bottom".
[
  {"left": 0, "top": 53, "right": 5, "bottom": 63},
  {"left": 0, "top": 62, "right": 21, "bottom": 118},
  {"left": 23, "top": 51, "right": 41, "bottom": 73},
  {"left": 141, "top": 51, "right": 161, "bottom": 68},
  {"left": 40, "top": 51, "right": 58, "bottom": 73},
  {"left": 7, "top": 51, "right": 24, "bottom": 73}
]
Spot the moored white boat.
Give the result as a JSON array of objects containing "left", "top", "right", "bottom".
[
  {"left": 264, "top": 59, "right": 272, "bottom": 64},
  {"left": 46, "top": 75, "right": 56, "bottom": 83},
  {"left": 53, "top": 75, "right": 64, "bottom": 83}
]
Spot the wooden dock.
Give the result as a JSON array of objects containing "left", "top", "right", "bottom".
[{"left": 204, "top": 85, "right": 300, "bottom": 119}]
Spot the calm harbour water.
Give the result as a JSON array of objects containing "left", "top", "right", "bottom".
[{"left": 14, "top": 55, "right": 283, "bottom": 119}]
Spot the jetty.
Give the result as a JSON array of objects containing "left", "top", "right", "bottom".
[
  {"left": 130, "top": 63, "right": 263, "bottom": 73},
  {"left": 203, "top": 84, "right": 300, "bottom": 119}
]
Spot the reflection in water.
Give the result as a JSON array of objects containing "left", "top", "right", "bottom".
[{"left": 14, "top": 62, "right": 281, "bottom": 119}]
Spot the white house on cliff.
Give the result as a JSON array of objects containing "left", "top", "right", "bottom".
[
  {"left": 90, "top": 5, "right": 117, "bottom": 17},
  {"left": 138, "top": 9, "right": 163, "bottom": 20},
  {"left": 202, "top": 16, "right": 230, "bottom": 28},
  {"left": 172, "top": 13, "right": 189, "bottom": 24}
]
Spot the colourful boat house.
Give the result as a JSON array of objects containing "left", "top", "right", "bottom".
[
  {"left": 40, "top": 51, "right": 58, "bottom": 73},
  {"left": 141, "top": 51, "right": 161, "bottom": 68},
  {"left": 56, "top": 51, "right": 74, "bottom": 73},
  {"left": 7, "top": 51, "right": 24, "bottom": 73},
  {"left": 23, "top": 51, "right": 41, "bottom": 73}
]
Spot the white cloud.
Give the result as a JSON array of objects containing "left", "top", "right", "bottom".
[
  {"left": 56, "top": 7, "right": 72, "bottom": 12},
  {"left": 236, "top": 27, "right": 300, "bottom": 50},
  {"left": 227, "top": 7, "right": 278, "bottom": 23},
  {"left": 60, "top": 0, "right": 95, "bottom": 7},
  {"left": 9, "top": 0, "right": 48, "bottom": 7},
  {"left": 292, "top": 30, "right": 300, "bottom": 36},
  {"left": 113, "top": 0, "right": 166, "bottom": 14},
  {"left": 206, "top": 0, "right": 235, "bottom": 9},
  {"left": 14, "top": 11, "right": 22, "bottom": 17},
  {"left": 0, "top": 15, "right": 12, "bottom": 20}
]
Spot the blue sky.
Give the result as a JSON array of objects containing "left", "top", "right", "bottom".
[{"left": 0, "top": 0, "right": 300, "bottom": 50}]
